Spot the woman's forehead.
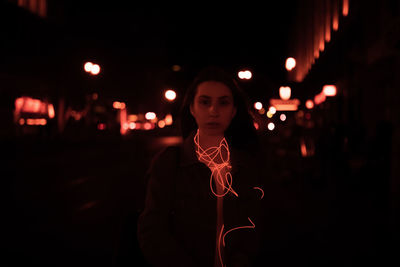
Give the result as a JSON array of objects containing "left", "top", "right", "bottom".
[{"left": 195, "top": 81, "right": 233, "bottom": 98}]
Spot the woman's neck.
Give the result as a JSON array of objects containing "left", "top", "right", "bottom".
[{"left": 198, "top": 130, "right": 224, "bottom": 150}]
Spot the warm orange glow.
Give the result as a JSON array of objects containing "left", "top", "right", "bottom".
[
  {"left": 172, "top": 65, "right": 181, "bottom": 72},
  {"left": 325, "top": 0, "right": 332, "bottom": 42},
  {"left": 279, "top": 86, "right": 291, "bottom": 100},
  {"left": 26, "top": 118, "right": 47, "bottom": 126},
  {"left": 305, "top": 99, "right": 314, "bottom": 109},
  {"left": 90, "top": 64, "right": 100, "bottom": 75},
  {"left": 319, "top": 38, "right": 325, "bottom": 52},
  {"left": 268, "top": 122, "right": 275, "bottom": 131},
  {"left": 15, "top": 98, "right": 24, "bottom": 113},
  {"left": 19, "top": 118, "right": 25, "bottom": 125},
  {"left": 333, "top": 1, "right": 339, "bottom": 31},
  {"left": 47, "top": 104, "right": 55, "bottom": 119},
  {"left": 128, "top": 114, "right": 138, "bottom": 122},
  {"left": 270, "top": 99, "right": 300, "bottom": 111},
  {"left": 120, "top": 108, "right": 127, "bottom": 135},
  {"left": 14, "top": 96, "right": 50, "bottom": 116},
  {"left": 113, "top": 101, "right": 125, "bottom": 109},
  {"left": 158, "top": 120, "right": 166, "bottom": 128},
  {"left": 145, "top": 112, "right": 156, "bottom": 120},
  {"left": 258, "top": 108, "right": 265, "bottom": 115},
  {"left": 254, "top": 102, "right": 263, "bottom": 110},
  {"left": 314, "top": 93, "right": 326, "bottom": 105},
  {"left": 266, "top": 111, "right": 273, "bottom": 118},
  {"left": 323, "top": 85, "right": 337, "bottom": 96},
  {"left": 164, "top": 114, "right": 173, "bottom": 125},
  {"left": 165, "top": 90, "right": 177, "bottom": 101},
  {"left": 314, "top": 49, "right": 320, "bottom": 59},
  {"left": 300, "top": 138, "right": 307, "bottom": 157},
  {"left": 84, "top": 62, "right": 93, "bottom": 72},
  {"left": 238, "top": 70, "right": 252, "bottom": 80},
  {"left": 143, "top": 122, "right": 153, "bottom": 130},
  {"left": 285, "top": 57, "right": 296, "bottom": 71},
  {"left": 280, "top": 114, "right": 287, "bottom": 121},
  {"left": 342, "top": 0, "right": 349, "bottom": 16}
]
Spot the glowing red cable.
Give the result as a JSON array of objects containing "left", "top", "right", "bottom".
[
  {"left": 222, "top": 217, "right": 256, "bottom": 247},
  {"left": 253, "top": 187, "right": 264, "bottom": 199},
  {"left": 194, "top": 129, "right": 262, "bottom": 267},
  {"left": 194, "top": 130, "right": 238, "bottom": 197},
  {"left": 218, "top": 224, "right": 225, "bottom": 267}
]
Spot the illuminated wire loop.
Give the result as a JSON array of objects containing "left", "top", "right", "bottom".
[{"left": 194, "top": 129, "right": 238, "bottom": 198}]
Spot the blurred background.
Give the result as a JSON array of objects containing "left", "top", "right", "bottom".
[{"left": 1, "top": 0, "right": 399, "bottom": 266}]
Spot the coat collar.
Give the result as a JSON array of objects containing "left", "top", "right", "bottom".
[{"left": 179, "top": 130, "right": 246, "bottom": 173}]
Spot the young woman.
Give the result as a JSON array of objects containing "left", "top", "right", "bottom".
[{"left": 137, "top": 66, "right": 264, "bottom": 267}]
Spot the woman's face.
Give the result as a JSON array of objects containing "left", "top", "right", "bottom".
[{"left": 190, "top": 81, "right": 237, "bottom": 136}]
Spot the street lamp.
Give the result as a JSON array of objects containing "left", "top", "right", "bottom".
[
  {"left": 84, "top": 61, "right": 101, "bottom": 75},
  {"left": 238, "top": 70, "right": 252, "bottom": 80},
  {"left": 165, "top": 89, "right": 177, "bottom": 101},
  {"left": 254, "top": 102, "right": 263, "bottom": 110},
  {"left": 285, "top": 57, "right": 296, "bottom": 71},
  {"left": 279, "top": 86, "right": 291, "bottom": 100},
  {"left": 322, "top": 85, "right": 337, "bottom": 96}
]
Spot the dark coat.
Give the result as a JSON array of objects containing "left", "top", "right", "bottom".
[{"left": 137, "top": 131, "right": 263, "bottom": 267}]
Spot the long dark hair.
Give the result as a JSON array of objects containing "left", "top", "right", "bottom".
[{"left": 178, "top": 66, "right": 259, "bottom": 153}]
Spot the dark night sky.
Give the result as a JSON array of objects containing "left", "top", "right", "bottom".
[{"left": 3, "top": 1, "right": 299, "bottom": 112}]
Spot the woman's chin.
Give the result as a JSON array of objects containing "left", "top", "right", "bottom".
[{"left": 200, "top": 128, "right": 225, "bottom": 137}]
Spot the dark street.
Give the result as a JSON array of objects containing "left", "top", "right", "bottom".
[{"left": 2, "top": 1, "right": 400, "bottom": 266}]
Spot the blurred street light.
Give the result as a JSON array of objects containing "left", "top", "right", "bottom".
[
  {"left": 145, "top": 112, "right": 156, "bottom": 120},
  {"left": 279, "top": 86, "right": 291, "bottom": 100},
  {"left": 84, "top": 62, "right": 93, "bottom": 72},
  {"left": 238, "top": 70, "right": 252, "bottom": 80},
  {"left": 254, "top": 102, "right": 263, "bottom": 110},
  {"left": 322, "top": 85, "right": 337, "bottom": 96},
  {"left": 268, "top": 106, "right": 277, "bottom": 115},
  {"left": 84, "top": 61, "right": 101, "bottom": 75},
  {"left": 91, "top": 64, "right": 101, "bottom": 75},
  {"left": 285, "top": 57, "right": 296, "bottom": 71},
  {"left": 113, "top": 101, "right": 126, "bottom": 110},
  {"left": 165, "top": 89, "right": 177, "bottom": 101},
  {"left": 305, "top": 99, "right": 314, "bottom": 109},
  {"left": 268, "top": 122, "right": 275, "bottom": 131},
  {"left": 314, "top": 92, "right": 326, "bottom": 105}
]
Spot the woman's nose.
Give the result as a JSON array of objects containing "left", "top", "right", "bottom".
[{"left": 209, "top": 104, "right": 219, "bottom": 116}]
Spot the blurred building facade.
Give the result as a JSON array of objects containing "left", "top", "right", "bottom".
[{"left": 287, "top": 0, "right": 400, "bottom": 238}]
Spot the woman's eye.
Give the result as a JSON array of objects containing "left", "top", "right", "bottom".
[
  {"left": 199, "top": 100, "right": 210, "bottom": 105},
  {"left": 220, "top": 101, "right": 230, "bottom": 106}
]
